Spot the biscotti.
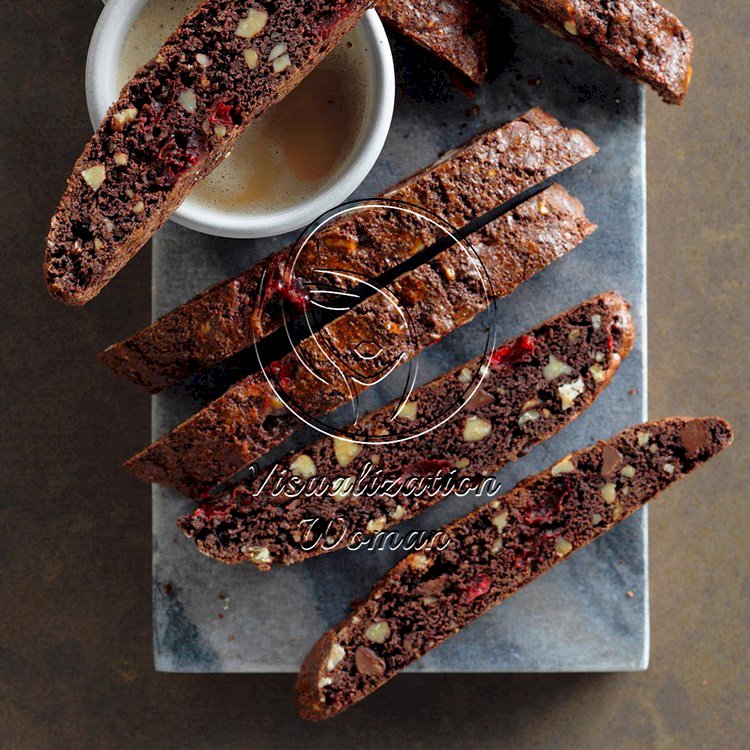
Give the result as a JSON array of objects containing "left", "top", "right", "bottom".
[
  {"left": 377, "top": 0, "right": 491, "bottom": 84},
  {"left": 296, "top": 416, "right": 733, "bottom": 719},
  {"left": 44, "top": 0, "right": 374, "bottom": 305},
  {"left": 100, "top": 108, "right": 598, "bottom": 392},
  {"left": 126, "top": 183, "right": 595, "bottom": 498},
  {"left": 500, "top": 0, "right": 694, "bottom": 104},
  {"left": 180, "top": 292, "right": 633, "bottom": 568}
]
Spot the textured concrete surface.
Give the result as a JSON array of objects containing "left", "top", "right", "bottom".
[{"left": 0, "top": 1, "right": 747, "bottom": 748}]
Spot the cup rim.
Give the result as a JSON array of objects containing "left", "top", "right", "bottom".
[{"left": 86, "top": 1, "right": 395, "bottom": 239}]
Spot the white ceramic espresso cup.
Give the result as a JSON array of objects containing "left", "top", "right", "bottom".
[{"left": 86, "top": 0, "right": 395, "bottom": 238}]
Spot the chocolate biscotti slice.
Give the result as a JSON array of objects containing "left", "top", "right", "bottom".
[
  {"left": 500, "top": 0, "right": 694, "bottom": 104},
  {"left": 296, "top": 416, "right": 733, "bottom": 719},
  {"left": 101, "top": 108, "right": 597, "bottom": 392},
  {"left": 377, "top": 0, "right": 491, "bottom": 84},
  {"left": 180, "top": 292, "right": 633, "bottom": 568},
  {"left": 44, "top": 0, "right": 374, "bottom": 306},
  {"left": 126, "top": 183, "right": 595, "bottom": 498}
]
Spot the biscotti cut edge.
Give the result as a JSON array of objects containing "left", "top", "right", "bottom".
[
  {"left": 501, "top": 0, "right": 694, "bottom": 104},
  {"left": 100, "top": 107, "right": 598, "bottom": 392},
  {"left": 377, "top": 0, "right": 492, "bottom": 84},
  {"left": 44, "top": 0, "right": 375, "bottom": 306},
  {"left": 179, "top": 291, "right": 633, "bottom": 569},
  {"left": 296, "top": 416, "right": 733, "bottom": 719},
  {"left": 124, "top": 183, "right": 595, "bottom": 498}
]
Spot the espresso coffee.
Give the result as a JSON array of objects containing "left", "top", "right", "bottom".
[{"left": 118, "top": 0, "right": 368, "bottom": 215}]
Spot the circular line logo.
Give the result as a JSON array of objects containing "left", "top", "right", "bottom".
[{"left": 253, "top": 199, "right": 498, "bottom": 446}]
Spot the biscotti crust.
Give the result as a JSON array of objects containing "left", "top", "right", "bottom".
[
  {"left": 45, "top": 0, "right": 374, "bottom": 305},
  {"left": 179, "top": 292, "right": 634, "bottom": 568},
  {"left": 296, "top": 416, "right": 733, "bottom": 719},
  {"left": 501, "top": 0, "right": 694, "bottom": 104},
  {"left": 125, "top": 183, "right": 595, "bottom": 498},
  {"left": 377, "top": 0, "right": 492, "bottom": 84},
  {"left": 100, "top": 108, "right": 598, "bottom": 392}
]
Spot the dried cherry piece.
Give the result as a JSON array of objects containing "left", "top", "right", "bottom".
[
  {"left": 460, "top": 573, "right": 492, "bottom": 604},
  {"left": 251, "top": 256, "right": 310, "bottom": 336},
  {"left": 192, "top": 502, "right": 230, "bottom": 521},
  {"left": 268, "top": 360, "right": 295, "bottom": 391},
  {"left": 490, "top": 335, "right": 536, "bottom": 368},
  {"left": 273, "top": 267, "right": 309, "bottom": 312},
  {"left": 155, "top": 131, "right": 208, "bottom": 186},
  {"left": 209, "top": 97, "right": 241, "bottom": 127},
  {"left": 317, "top": 0, "right": 355, "bottom": 34}
]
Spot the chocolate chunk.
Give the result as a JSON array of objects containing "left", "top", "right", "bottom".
[
  {"left": 416, "top": 575, "right": 449, "bottom": 596},
  {"left": 465, "top": 388, "right": 495, "bottom": 411},
  {"left": 355, "top": 646, "right": 386, "bottom": 677},
  {"left": 401, "top": 459, "right": 453, "bottom": 477},
  {"left": 680, "top": 420, "right": 710, "bottom": 453},
  {"left": 600, "top": 444, "right": 621, "bottom": 477}
]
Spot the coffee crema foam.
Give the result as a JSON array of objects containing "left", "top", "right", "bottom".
[{"left": 118, "top": 0, "right": 368, "bottom": 216}]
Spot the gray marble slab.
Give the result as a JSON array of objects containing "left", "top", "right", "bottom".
[{"left": 152, "top": 10, "right": 648, "bottom": 673}]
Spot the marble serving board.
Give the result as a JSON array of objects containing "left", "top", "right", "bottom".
[{"left": 152, "top": 10, "right": 648, "bottom": 673}]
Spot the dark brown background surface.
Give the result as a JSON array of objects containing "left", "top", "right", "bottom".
[{"left": 1, "top": 2, "right": 747, "bottom": 748}]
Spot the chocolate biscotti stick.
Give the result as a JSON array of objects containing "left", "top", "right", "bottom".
[
  {"left": 126, "top": 183, "right": 595, "bottom": 498},
  {"left": 101, "top": 109, "right": 597, "bottom": 392},
  {"left": 500, "top": 0, "right": 694, "bottom": 104},
  {"left": 180, "top": 292, "right": 633, "bottom": 569},
  {"left": 44, "top": 0, "right": 375, "bottom": 306},
  {"left": 296, "top": 416, "right": 733, "bottom": 719},
  {"left": 377, "top": 0, "right": 492, "bottom": 84}
]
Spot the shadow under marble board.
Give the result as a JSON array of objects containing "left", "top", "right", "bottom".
[{"left": 151, "top": 10, "right": 647, "bottom": 673}]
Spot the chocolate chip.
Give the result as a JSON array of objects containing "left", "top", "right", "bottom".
[
  {"left": 267, "top": 494, "right": 298, "bottom": 505},
  {"left": 416, "top": 575, "right": 448, "bottom": 596},
  {"left": 465, "top": 388, "right": 495, "bottom": 411},
  {"left": 600, "top": 444, "right": 621, "bottom": 477},
  {"left": 355, "top": 646, "right": 385, "bottom": 677},
  {"left": 680, "top": 421, "right": 709, "bottom": 454}
]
